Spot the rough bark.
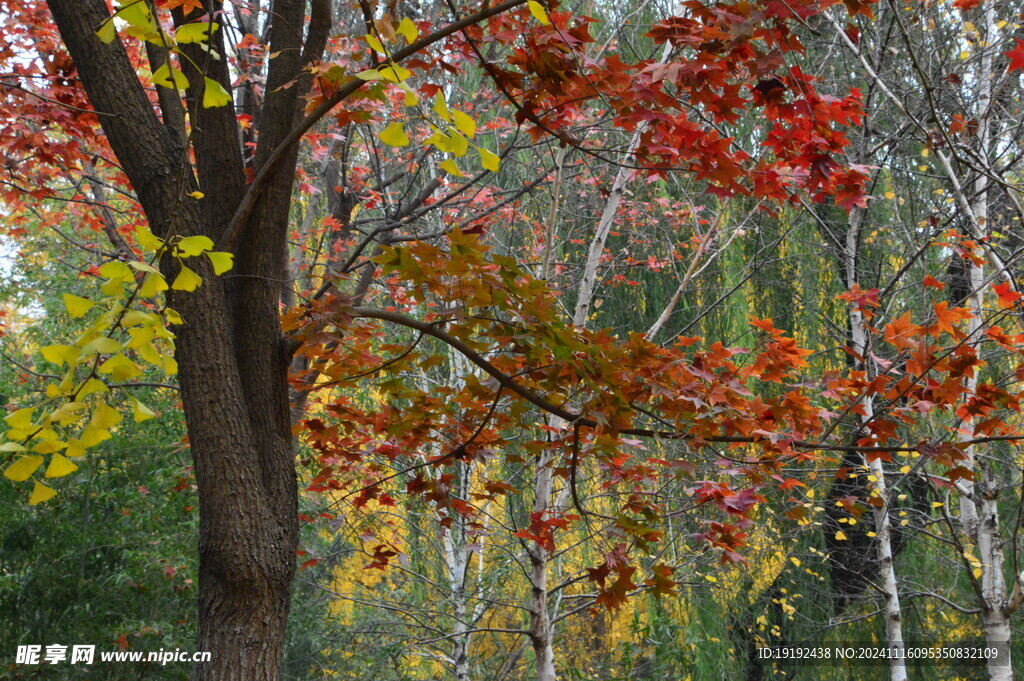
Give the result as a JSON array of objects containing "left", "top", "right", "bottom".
[{"left": 44, "top": 1, "right": 329, "bottom": 679}]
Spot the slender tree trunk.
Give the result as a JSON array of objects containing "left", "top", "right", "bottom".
[
  {"left": 961, "top": 11, "right": 1012, "bottom": 676},
  {"left": 528, "top": 453, "right": 558, "bottom": 681},
  {"left": 442, "top": 456, "right": 474, "bottom": 681},
  {"left": 845, "top": 207, "right": 907, "bottom": 681}
]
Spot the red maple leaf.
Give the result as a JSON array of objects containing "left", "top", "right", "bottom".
[
  {"left": 1005, "top": 39, "right": 1024, "bottom": 72},
  {"left": 993, "top": 282, "right": 1023, "bottom": 309}
]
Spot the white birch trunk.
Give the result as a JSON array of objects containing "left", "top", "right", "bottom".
[
  {"left": 846, "top": 207, "right": 907, "bottom": 681},
  {"left": 962, "top": 10, "right": 1012, "bottom": 676}
]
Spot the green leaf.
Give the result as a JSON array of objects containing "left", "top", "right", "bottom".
[
  {"left": 528, "top": 0, "right": 551, "bottom": 25},
  {"left": 397, "top": 18, "right": 418, "bottom": 44},
  {"left": 151, "top": 63, "right": 189, "bottom": 89},
  {"left": 63, "top": 294, "right": 95, "bottom": 319},
  {"left": 171, "top": 266, "right": 203, "bottom": 291},
  {"left": 206, "top": 251, "right": 234, "bottom": 275},
  {"left": 379, "top": 122, "right": 410, "bottom": 147},
  {"left": 175, "top": 22, "right": 219, "bottom": 44},
  {"left": 28, "top": 481, "right": 57, "bottom": 505},
  {"left": 202, "top": 78, "right": 231, "bottom": 108},
  {"left": 478, "top": 147, "right": 501, "bottom": 172},
  {"left": 45, "top": 454, "right": 78, "bottom": 478},
  {"left": 176, "top": 235, "right": 214, "bottom": 256},
  {"left": 4, "top": 456, "right": 43, "bottom": 482}
]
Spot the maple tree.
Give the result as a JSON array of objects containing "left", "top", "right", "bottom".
[{"left": 3, "top": 0, "right": 1024, "bottom": 679}]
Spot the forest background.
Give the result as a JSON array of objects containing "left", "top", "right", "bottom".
[{"left": 2, "top": 0, "right": 1024, "bottom": 680}]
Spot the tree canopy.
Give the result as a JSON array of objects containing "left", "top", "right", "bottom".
[{"left": 2, "top": 0, "right": 1024, "bottom": 679}]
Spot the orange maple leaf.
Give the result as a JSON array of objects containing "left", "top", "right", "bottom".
[{"left": 157, "top": 0, "right": 204, "bottom": 17}]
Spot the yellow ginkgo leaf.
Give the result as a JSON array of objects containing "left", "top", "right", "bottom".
[
  {"left": 206, "top": 251, "right": 234, "bottom": 275},
  {"left": 98, "top": 354, "right": 142, "bottom": 382},
  {"left": 379, "top": 122, "right": 410, "bottom": 147},
  {"left": 0, "top": 442, "right": 27, "bottom": 453},
  {"left": 164, "top": 308, "right": 184, "bottom": 325},
  {"left": 4, "top": 455, "right": 44, "bottom": 482},
  {"left": 528, "top": 0, "right": 551, "bottom": 25},
  {"left": 176, "top": 235, "right": 214, "bottom": 257},
  {"left": 440, "top": 159, "right": 463, "bottom": 177},
  {"left": 433, "top": 93, "right": 452, "bottom": 122},
  {"left": 478, "top": 147, "right": 500, "bottom": 172},
  {"left": 65, "top": 440, "right": 87, "bottom": 458},
  {"left": 379, "top": 65, "right": 412, "bottom": 82},
  {"left": 79, "top": 425, "right": 112, "bottom": 448},
  {"left": 97, "top": 19, "right": 117, "bottom": 43},
  {"left": 89, "top": 403, "right": 122, "bottom": 431},
  {"left": 364, "top": 33, "right": 386, "bottom": 54},
  {"left": 452, "top": 111, "right": 477, "bottom": 138},
  {"left": 63, "top": 294, "right": 94, "bottom": 318},
  {"left": 40, "top": 344, "right": 76, "bottom": 367},
  {"left": 79, "top": 336, "right": 122, "bottom": 357},
  {"left": 202, "top": 78, "right": 231, "bottom": 108},
  {"left": 77, "top": 378, "right": 109, "bottom": 398},
  {"left": 355, "top": 68, "right": 383, "bottom": 81},
  {"left": 141, "top": 272, "right": 169, "bottom": 298},
  {"left": 4, "top": 407, "right": 35, "bottom": 431},
  {"left": 172, "top": 266, "right": 202, "bottom": 291},
  {"left": 130, "top": 397, "right": 157, "bottom": 423},
  {"left": 45, "top": 454, "right": 78, "bottom": 478},
  {"left": 32, "top": 438, "right": 67, "bottom": 455},
  {"left": 175, "top": 21, "right": 219, "bottom": 44},
  {"left": 449, "top": 130, "right": 469, "bottom": 157},
  {"left": 151, "top": 63, "right": 189, "bottom": 90},
  {"left": 135, "top": 225, "right": 163, "bottom": 251},
  {"left": 397, "top": 17, "right": 418, "bottom": 44},
  {"left": 48, "top": 401, "right": 88, "bottom": 426},
  {"left": 99, "top": 260, "right": 132, "bottom": 280},
  {"left": 28, "top": 481, "right": 57, "bottom": 505}
]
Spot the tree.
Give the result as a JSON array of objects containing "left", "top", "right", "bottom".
[{"left": 8, "top": 0, "right": 1024, "bottom": 680}]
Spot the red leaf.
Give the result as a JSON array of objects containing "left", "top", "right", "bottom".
[{"left": 1005, "top": 39, "right": 1024, "bottom": 72}]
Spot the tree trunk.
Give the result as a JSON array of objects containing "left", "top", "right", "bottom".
[
  {"left": 845, "top": 207, "right": 907, "bottom": 681},
  {"left": 528, "top": 454, "right": 557, "bottom": 681},
  {"left": 44, "top": 1, "right": 330, "bottom": 679}
]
